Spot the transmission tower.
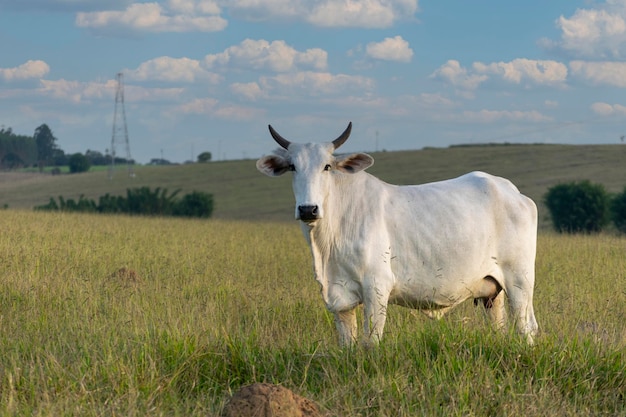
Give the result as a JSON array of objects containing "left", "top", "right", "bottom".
[{"left": 109, "top": 72, "right": 134, "bottom": 178}]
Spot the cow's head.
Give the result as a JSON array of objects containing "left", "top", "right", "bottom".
[{"left": 256, "top": 122, "right": 374, "bottom": 224}]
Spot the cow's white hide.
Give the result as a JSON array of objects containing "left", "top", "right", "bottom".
[{"left": 257, "top": 123, "right": 538, "bottom": 346}]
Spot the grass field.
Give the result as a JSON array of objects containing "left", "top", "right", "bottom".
[
  {"left": 0, "top": 211, "right": 624, "bottom": 416},
  {"left": 1, "top": 143, "right": 626, "bottom": 228}
]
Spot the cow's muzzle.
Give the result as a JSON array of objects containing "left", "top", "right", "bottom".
[{"left": 298, "top": 205, "right": 320, "bottom": 222}]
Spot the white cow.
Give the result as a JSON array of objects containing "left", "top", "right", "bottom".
[{"left": 257, "top": 122, "right": 539, "bottom": 346}]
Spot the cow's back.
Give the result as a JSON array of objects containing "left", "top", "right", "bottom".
[{"left": 386, "top": 171, "right": 536, "bottom": 239}]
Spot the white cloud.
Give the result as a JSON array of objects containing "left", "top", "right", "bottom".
[
  {"left": 473, "top": 58, "right": 567, "bottom": 85},
  {"left": 570, "top": 60, "right": 626, "bottom": 87},
  {"left": 204, "top": 39, "right": 327, "bottom": 72},
  {"left": 0, "top": 0, "right": 129, "bottom": 12},
  {"left": 591, "top": 101, "right": 626, "bottom": 116},
  {"left": 432, "top": 58, "right": 569, "bottom": 97},
  {"left": 295, "top": 48, "right": 329, "bottom": 71},
  {"left": 173, "top": 97, "right": 219, "bottom": 114},
  {"left": 213, "top": 104, "right": 264, "bottom": 120},
  {"left": 0, "top": 60, "right": 50, "bottom": 81},
  {"left": 172, "top": 97, "right": 263, "bottom": 120},
  {"left": 328, "top": 95, "right": 390, "bottom": 111},
  {"left": 230, "top": 82, "right": 263, "bottom": 100},
  {"left": 168, "top": 0, "right": 220, "bottom": 14},
  {"left": 311, "top": 0, "right": 396, "bottom": 28},
  {"left": 221, "top": 0, "right": 299, "bottom": 19},
  {"left": 462, "top": 109, "right": 552, "bottom": 123},
  {"left": 124, "top": 85, "right": 185, "bottom": 102},
  {"left": 74, "top": 0, "right": 418, "bottom": 34},
  {"left": 431, "top": 60, "right": 487, "bottom": 91},
  {"left": 259, "top": 71, "right": 375, "bottom": 96},
  {"left": 366, "top": 36, "right": 413, "bottom": 62},
  {"left": 382, "top": 93, "right": 458, "bottom": 117},
  {"left": 416, "top": 93, "right": 457, "bottom": 109},
  {"left": 226, "top": 0, "right": 418, "bottom": 29},
  {"left": 543, "top": 1, "right": 626, "bottom": 58},
  {"left": 38, "top": 79, "right": 113, "bottom": 103},
  {"left": 75, "top": 1, "right": 227, "bottom": 35},
  {"left": 38, "top": 78, "right": 183, "bottom": 103},
  {"left": 125, "top": 56, "right": 222, "bottom": 83}
]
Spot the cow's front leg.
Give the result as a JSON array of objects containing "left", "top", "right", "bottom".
[
  {"left": 334, "top": 309, "right": 357, "bottom": 346},
  {"left": 362, "top": 283, "right": 391, "bottom": 346}
]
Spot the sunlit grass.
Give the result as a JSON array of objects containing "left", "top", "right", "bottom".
[{"left": 0, "top": 211, "right": 624, "bottom": 416}]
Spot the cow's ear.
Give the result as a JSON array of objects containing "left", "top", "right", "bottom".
[
  {"left": 256, "top": 154, "right": 291, "bottom": 177},
  {"left": 336, "top": 153, "right": 374, "bottom": 174}
]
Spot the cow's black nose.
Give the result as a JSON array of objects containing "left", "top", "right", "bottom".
[{"left": 298, "top": 205, "right": 319, "bottom": 221}]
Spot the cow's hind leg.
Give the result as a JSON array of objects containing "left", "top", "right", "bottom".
[
  {"left": 483, "top": 290, "right": 507, "bottom": 331},
  {"left": 504, "top": 272, "right": 538, "bottom": 345},
  {"left": 334, "top": 308, "right": 358, "bottom": 346},
  {"left": 474, "top": 276, "right": 507, "bottom": 331}
]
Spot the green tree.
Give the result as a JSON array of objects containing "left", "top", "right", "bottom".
[
  {"left": 85, "top": 149, "right": 108, "bottom": 166},
  {"left": 51, "top": 148, "right": 68, "bottom": 166},
  {"left": 125, "top": 187, "right": 180, "bottom": 216},
  {"left": 34, "top": 124, "right": 58, "bottom": 170},
  {"left": 611, "top": 187, "right": 626, "bottom": 233},
  {"left": 197, "top": 151, "right": 212, "bottom": 163},
  {"left": 544, "top": 180, "right": 611, "bottom": 233},
  {"left": 0, "top": 127, "right": 37, "bottom": 169},
  {"left": 174, "top": 191, "right": 213, "bottom": 218},
  {"left": 68, "top": 153, "right": 91, "bottom": 173},
  {"left": 2, "top": 153, "right": 24, "bottom": 169}
]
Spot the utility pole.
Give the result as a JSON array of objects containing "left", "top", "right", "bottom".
[
  {"left": 375, "top": 130, "right": 379, "bottom": 152},
  {"left": 109, "top": 72, "right": 134, "bottom": 179}
]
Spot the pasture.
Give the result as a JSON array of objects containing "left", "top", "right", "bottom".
[
  {"left": 0, "top": 211, "right": 624, "bottom": 416},
  {"left": 1, "top": 143, "right": 626, "bottom": 228}
]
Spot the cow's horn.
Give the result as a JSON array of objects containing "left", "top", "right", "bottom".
[
  {"left": 332, "top": 122, "right": 352, "bottom": 150},
  {"left": 268, "top": 124, "right": 291, "bottom": 149}
]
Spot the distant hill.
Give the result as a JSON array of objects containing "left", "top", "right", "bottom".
[{"left": 1, "top": 144, "right": 625, "bottom": 229}]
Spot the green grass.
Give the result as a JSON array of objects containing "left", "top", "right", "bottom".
[
  {"left": 0, "top": 211, "right": 624, "bottom": 416},
  {"left": 2, "top": 144, "right": 626, "bottom": 228}
]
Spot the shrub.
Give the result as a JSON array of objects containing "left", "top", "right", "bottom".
[
  {"left": 125, "top": 187, "right": 181, "bottom": 216},
  {"left": 98, "top": 193, "right": 127, "bottom": 214},
  {"left": 34, "top": 187, "right": 213, "bottom": 219},
  {"left": 173, "top": 191, "right": 213, "bottom": 218},
  {"left": 62, "top": 195, "right": 97, "bottom": 212},
  {"left": 544, "top": 181, "right": 611, "bottom": 233},
  {"left": 35, "top": 195, "right": 97, "bottom": 212},
  {"left": 68, "top": 153, "right": 91, "bottom": 173},
  {"left": 197, "top": 151, "right": 212, "bottom": 163},
  {"left": 611, "top": 186, "right": 626, "bottom": 233},
  {"left": 35, "top": 197, "right": 59, "bottom": 211}
]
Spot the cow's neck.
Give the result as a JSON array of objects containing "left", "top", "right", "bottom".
[
  {"left": 303, "top": 171, "right": 378, "bottom": 288},
  {"left": 316, "top": 170, "right": 372, "bottom": 240}
]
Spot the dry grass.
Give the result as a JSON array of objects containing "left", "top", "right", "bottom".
[{"left": 0, "top": 211, "right": 624, "bottom": 416}]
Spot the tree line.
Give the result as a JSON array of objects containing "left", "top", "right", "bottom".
[{"left": 0, "top": 124, "right": 133, "bottom": 171}]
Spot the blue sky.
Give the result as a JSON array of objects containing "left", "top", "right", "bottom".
[{"left": 2, "top": 0, "right": 626, "bottom": 164}]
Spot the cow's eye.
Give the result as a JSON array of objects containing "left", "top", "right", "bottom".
[
  {"left": 324, "top": 164, "right": 332, "bottom": 171},
  {"left": 288, "top": 164, "right": 296, "bottom": 172}
]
